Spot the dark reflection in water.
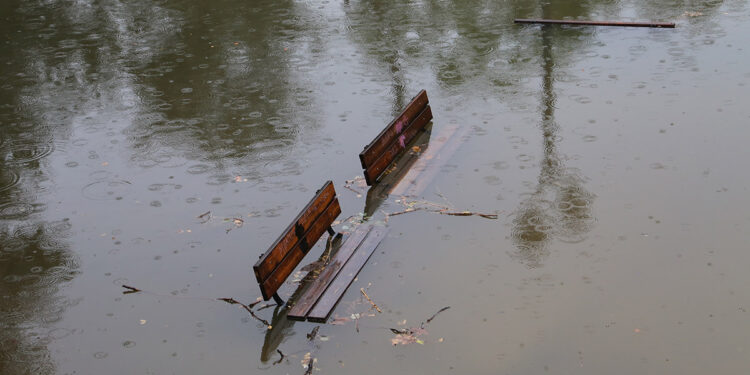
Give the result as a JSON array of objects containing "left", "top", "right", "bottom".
[
  {"left": 122, "top": 0, "right": 326, "bottom": 182},
  {"left": 0, "top": 220, "right": 78, "bottom": 375},
  {"left": 509, "top": 0, "right": 726, "bottom": 267},
  {"left": 0, "top": 82, "right": 77, "bottom": 375},
  {"left": 0, "top": 87, "right": 78, "bottom": 375},
  {"left": 511, "top": 2, "right": 596, "bottom": 268},
  {"left": 342, "top": 0, "right": 539, "bottom": 96},
  {"left": 0, "top": 2, "right": 80, "bottom": 374}
]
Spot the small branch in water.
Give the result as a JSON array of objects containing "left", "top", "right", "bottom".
[
  {"left": 218, "top": 297, "right": 271, "bottom": 327},
  {"left": 121, "top": 285, "right": 141, "bottom": 294},
  {"left": 197, "top": 211, "right": 211, "bottom": 223},
  {"left": 390, "top": 198, "right": 498, "bottom": 220},
  {"left": 360, "top": 288, "right": 382, "bottom": 313},
  {"left": 439, "top": 211, "right": 498, "bottom": 219},
  {"left": 424, "top": 306, "right": 451, "bottom": 326},
  {"left": 273, "top": 349, "right": 286, "bottom": 365},
  {"left": 344, "top": 184, "right": 363, "bottom": 195},
  {"left": 304, "top": 356, "right": 314, "bottom": 375},
  {"left": 256, "top": 303, "right": 277, "bottom": 311},
  {"left": 388, "top": 207, "right": 422, "bottom": 217},
  {"left": 307, "top": 326, "right": 319, "bottom": 341}
]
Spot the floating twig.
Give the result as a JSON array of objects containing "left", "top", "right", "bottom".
[
  {"left": 388, "top": 207, "right": 422, "bottom": 217},
  {"left": 273, "top": 349, "right": 286, "bottom": 365},
  {"left": 307, "top": 326, "right": 319, "bottom": 341},
  {"left": 121, "top": 285, "right": 141, "bottom": 294},
  {"left": 439, "top": 210, "right": 497, "bottom": 219},
  {"left": 389, "top": 306, "right": 451, "bottom": 346},
  {"left": 390, "top": 197, "right": 498, "bottom": 220},
  {"left": 197, "top": 211, "right": 211, "bottom": 223},
  {"left": 256, "top": 303, "right": 277, "bottom": 311},
  {"left": 304, "top": 356, "right": 314, "bottom": 375},
  {"left": 344, "top": 176, "right": 367, "bottom": 196},
  {"left": 439, "top": 211, "right": 498, "bottom": 219},
  {"left": 344, "top": 184, "right": 363, "bottom": 195},
  {"left": 360, "top": 288, "right": 382, "bottom": 313},
  {"left": 425, "top": 306, "right": 451, "bottom": 326},
  {"left": 218, "top": 297, "right": 271, "bottom": 327}
]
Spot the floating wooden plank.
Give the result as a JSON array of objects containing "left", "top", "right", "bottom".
[
  {"left": 253, "top": 181, "right": 336, "bottom": 284},
  {"left": 514, "top": 18, "right": 675, "bottom": 28},
  {"left": 306, "top": 226, "right": 389, "bottom": 322},
  {"left": 360, "top": 90, "right": 429, "bottom": 169},
  {"left": 257, "top": 197, "right": 341, "bottom": 301},
  {"left": 390, "top": 124, "right": 469, "bottom": 197},
  {"left": 363, "top": 105, "right": 433, "bottom": 185},
  {"left": 287, "top": 225, "right": 374, "bottom": 321}
]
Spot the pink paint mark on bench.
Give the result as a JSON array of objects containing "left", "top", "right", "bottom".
[
  {"left": 399, "top": 134, "right": 406, "bottom": 148},
  {"left": 395, "top": 119, "right": 405, "bottom": 134}
]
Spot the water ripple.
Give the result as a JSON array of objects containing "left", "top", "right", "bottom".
[
  {"left": 81, "top": 180, "right": 132, "bottom": 200},
  {"left": 0, "top": 168, "right": 20, "bottom": 192},
  {"left": 4, "top": 140, "right": 55, "bottom": 164}
]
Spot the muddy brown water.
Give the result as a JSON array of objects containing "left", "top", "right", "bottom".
[{"left": 1, "top": 0, "right": 749, "bottom": 374}]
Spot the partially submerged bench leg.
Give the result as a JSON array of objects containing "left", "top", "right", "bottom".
[{"left": 272, "top": 292, "right": 285, "bottom": 306}]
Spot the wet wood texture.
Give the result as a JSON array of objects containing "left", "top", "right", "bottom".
[
  {"left": 306, "top": 226, "right": 389, "bottom": 322},
  {"left": 514, "top": 18, "right": 675, "bottom": 28},
  {"left": 363, "top": 106, "right": 433, "bottom": 185},
  {"left": 287, "top": 225, "right": 374, "bottom": 321},
  {"left": 253, "top": 181, "right": 340, "bottom": 300},
  {"left": 359, "top": 90, "right": 432, "bottom": 185}
]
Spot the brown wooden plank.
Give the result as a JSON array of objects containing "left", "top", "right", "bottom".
[
  {"left": 253, "top": 181, "right": 336, "bottom": 284},
  {"left": 306, "top": 226, "right": 389, "bottom": 322},
  {"left": 363, "top": 105, "right": 433, "bottom": 185},
  {"left": 258, "top": 198, "right": 341, "bottom": 300},
  {"left": 514, "top": 18, "right": 675, "bottom": 28},
  {"left": 389, "top": 124, "right": 467, "bottom": 196},
  {"left": 287, "top": 225, "right": 374, "bottom": 321},
  {"left": 359, "top": 90, "right": 429, "bottom": 169}
]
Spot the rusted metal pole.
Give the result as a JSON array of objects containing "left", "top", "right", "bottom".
[{"left": 514, "top": 18, "right": 675, "bottom": 28}]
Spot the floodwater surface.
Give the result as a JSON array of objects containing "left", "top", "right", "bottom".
[{"left": 1, "top": 0, "right": 749, "bottom": 374}]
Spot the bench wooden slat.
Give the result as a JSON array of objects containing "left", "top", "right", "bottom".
[
  {"left": 253, "top": 181, "right": 336, "bottom": 285},
  {"left": 359, "top": 90, "right": 429, "bottom": 169},
  {"left": 287, "top": 225, "right": 374, "bottom": 321},
  {"left": 363, "top": 105, "right": 433, "bottom": 185},
  {"left": 306, "top": 226, "right": 389, "bottom": 322},
  {"left": 258, "top": 198, "right": 341, "bottom": 300}
]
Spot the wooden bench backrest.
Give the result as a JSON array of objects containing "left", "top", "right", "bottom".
[
  {"left": 359, "top": 90, "right": 433, "bottom": 185},
  {"left": 253, "top": 181, "right": 341, "bottom": 301}
]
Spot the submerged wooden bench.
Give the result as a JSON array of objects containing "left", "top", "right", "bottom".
[
  {"left": 359, "top": 90, "right": 433, "bottom": 185},
  {"left": 253, "top": 181, "right": 388, "bottom": 322}
]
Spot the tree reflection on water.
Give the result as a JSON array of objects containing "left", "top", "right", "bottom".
[{"left": 511, "top": 2, "right": 596, "bottom": 268}]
